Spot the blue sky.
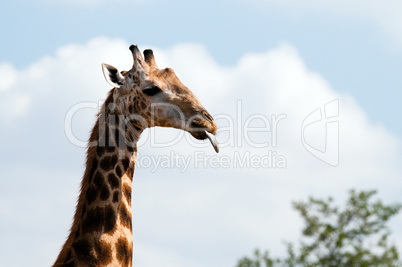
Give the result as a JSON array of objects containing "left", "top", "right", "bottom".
[
  {"left": 1, "top": 1, "right": 402, "bottom": 266},
  {"left": 2, "top": 0, "right": 402, "bottom": 135}
]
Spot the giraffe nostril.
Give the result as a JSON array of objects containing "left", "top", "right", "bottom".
[
  {"left": 201, "top": 111, "right": 213, "bottom": 122},
  {"left": 191, "top": 121, "right": 201, "bottom": 128}
]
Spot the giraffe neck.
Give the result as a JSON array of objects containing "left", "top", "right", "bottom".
[{"left": 54, "top": 91, "right": 142, "bottom": 267}]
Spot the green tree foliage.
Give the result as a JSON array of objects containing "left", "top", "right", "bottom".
[{"left": 236, "top": 190, "right": 402, "bottom": 267}]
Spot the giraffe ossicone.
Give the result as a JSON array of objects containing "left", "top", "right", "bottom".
[{"left": 53, "top": 44, "right": 218, "bottom": 267}]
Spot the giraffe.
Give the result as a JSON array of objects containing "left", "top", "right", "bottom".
[{"left": 53, "top": 44, "right": 219, "bottom": 267}]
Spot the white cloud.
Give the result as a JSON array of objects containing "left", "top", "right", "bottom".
[
  {"left": 0, "top": 63, "right": 17, "bottom": 91},
  {"left": 0, "top": 37, "right": 401, "bottom": 267},
  {"left": 0, "top": 93, "right": 31, "bottom": 122},
  {"left": 0, "top": 63, "right": 31, "bottom": 122}
]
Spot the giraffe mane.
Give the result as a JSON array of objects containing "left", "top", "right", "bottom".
[{"left": 55, "top": 89, "right": 116, "bottom": 263}]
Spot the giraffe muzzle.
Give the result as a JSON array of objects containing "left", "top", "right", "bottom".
[{"left": 188, "top": 115, "right": 219, "bottom": 153}]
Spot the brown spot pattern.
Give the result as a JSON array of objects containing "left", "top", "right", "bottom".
[
  {"left": 113, "top": 191, "right": 120, "bottom": 203},
  {"left": 81, "top": 206, "right": 105, "bottom": 234},
  {"left": 93, "top": 171, "right": 104, "bottom": 190},
  {"left": 86, "top": 185, "right": 97, "bottom": 205},
  {"left": 100, "top": 185, "right": 110, "bottom": 201},
  {"left": 94, "top": 240, "right": 112, "bottom": 265},
  {"left": 96, "top": 146, "right": 106, "bottom": 157},
  {"left": 89, "top": 158, "right": 99, "bottom": 183},
  {"left": 132, "top": 75, "right": 140, "bottom": 85},
  {"left": 104, "top": 204, "right": 117, "bottom": 233},
  {"left": 126, "top": 164, "right": 134, "bottom": 178},
  {"left": 119, "top": 204, "right": 132, "bottom": 229},
  {"left": 100, "top": 155, "right": 118, "bottom": 171},
  {"left": 116, "top": 237, "right": 132, "bottom": 266},
  {"left": 123, "top": 184, "right": 132, "bottom": 204},
  {"left": 108, "top": 173, "right": 120, "bottom": 189},
  {"left": 121, "top": 158, "right": 130, "bottom": 171},
  {"left": 72, "top": 239, "right": 96, "bottom": 263},
  {"left": 115, "top": 165, "right": 122, "bottom": 177},
  {"left": 127, "top": 144, "right": 135, "bottom": 153},
  {"left": 140, "top": 101, "right": 147, "bottom": 110}
]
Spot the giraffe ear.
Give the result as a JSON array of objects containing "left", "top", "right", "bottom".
[{"left": 102, "top": 63, "right": 125, "bottom": 88}]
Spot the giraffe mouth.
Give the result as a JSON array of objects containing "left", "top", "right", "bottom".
[
  {"left": 189, "top": 122, "right": 219, "bottom": 153},
  {"left": 188, "top": 111, "right": 219, "bottom": 153}
]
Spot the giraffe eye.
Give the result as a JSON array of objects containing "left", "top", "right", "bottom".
[{"left": 143, "top": 86, "right": 162, "bottom": 96}]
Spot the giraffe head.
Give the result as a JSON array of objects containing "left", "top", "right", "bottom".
[{"left": 101, "top": 44, "right": 219, "bottom": 152}]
